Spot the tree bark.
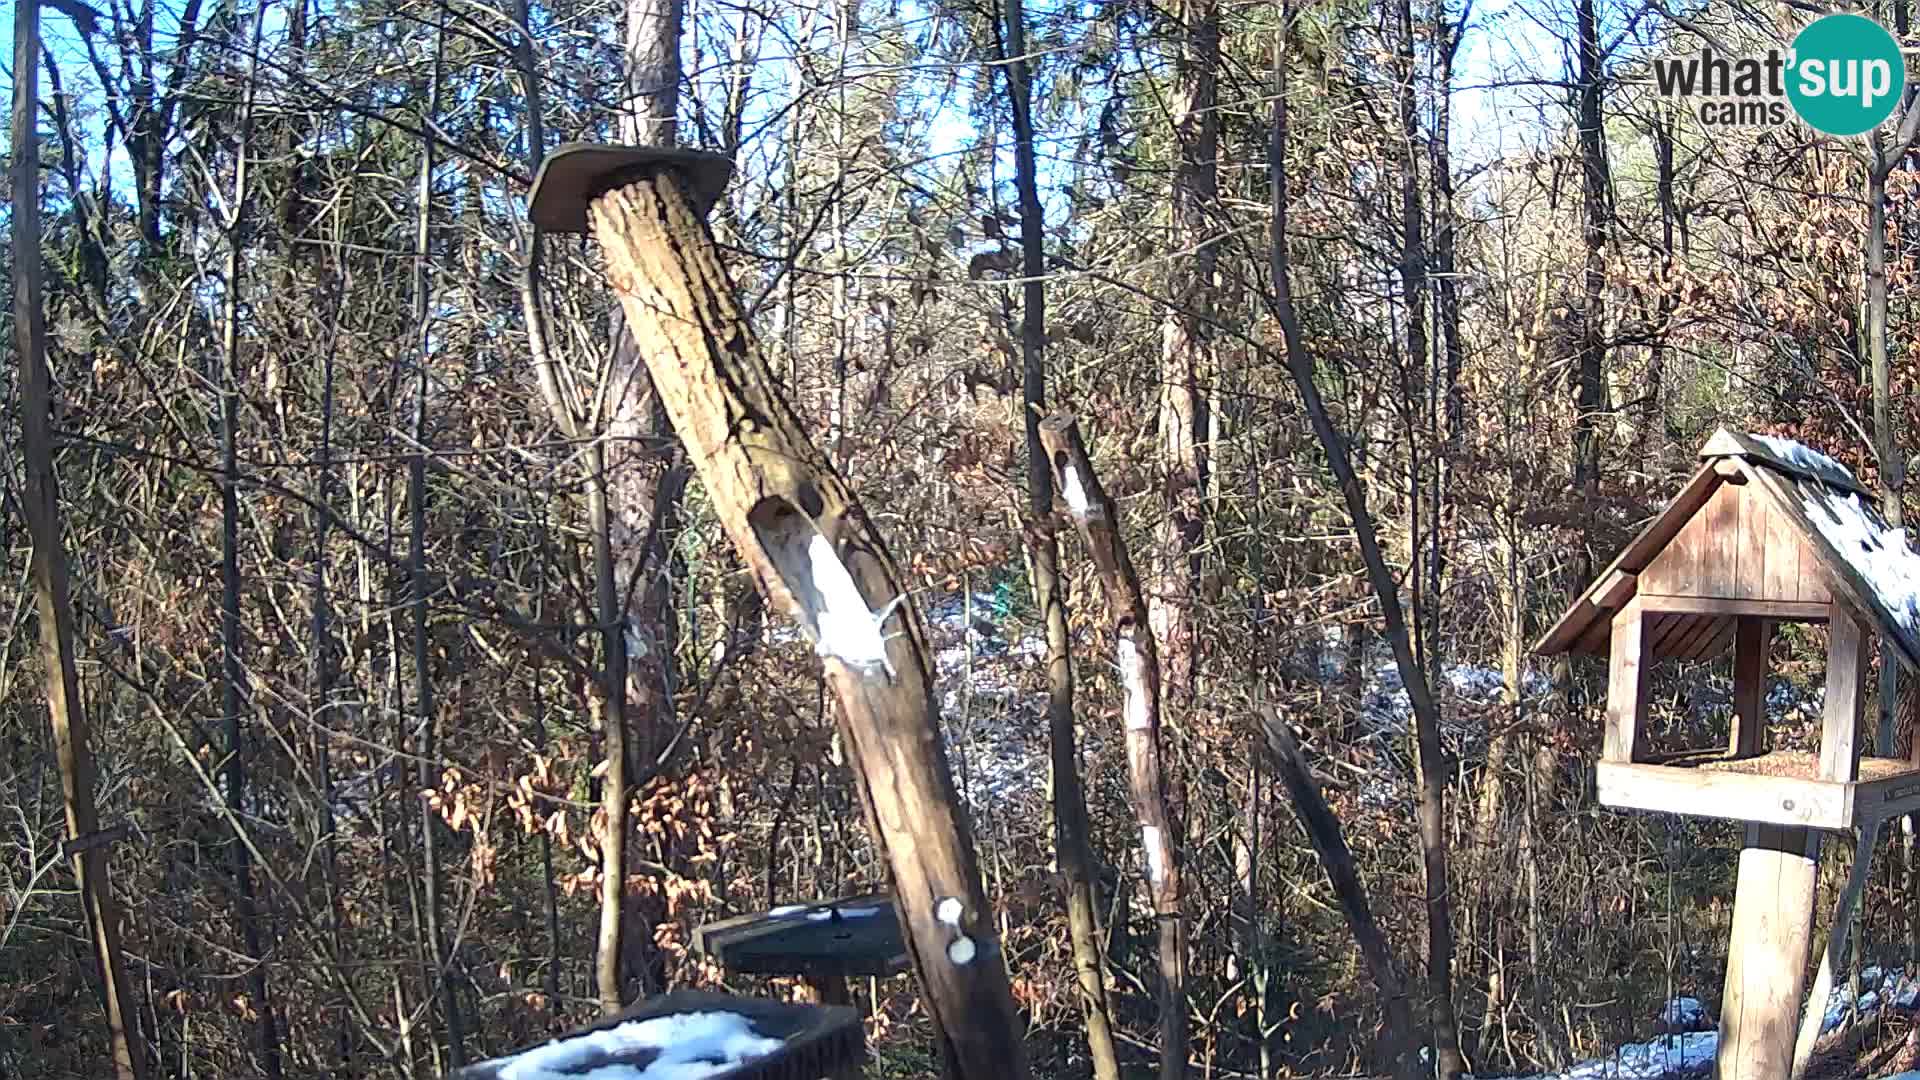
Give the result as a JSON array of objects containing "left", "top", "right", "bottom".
[
  {"left": 1038, "top": 415, "right": 1187, "bottom": 1080},
  {"left": 1151, "top": 0, "right": 1220, "bottom": 707},
  {"left": 1268, "top": 11, "right": 1460, "bottom": 1072},
  {"left": 1000, "top": 1, "right": 1120, "bottom": 1075},
  {"left": 583, "top": 168, "right": 1031, "bottom": 1079},
  {"left": 410, "top": 17, "right": 466, "bottom": 1060},
  {"left": 12, "top": 5, "right": 146, "bottom": 1074},
  {"left": 1257, "top": 707, "right": 1420, "bottom": 1079},
  {"left": 1392, "top": 0, "right": 1464, "bottom": 1069},
  {"left": 218, "top": 11, "right": 283, "bottom": 1075}
]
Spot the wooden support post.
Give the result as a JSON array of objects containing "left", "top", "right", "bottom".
[
  {"left": 802, "top": 973, "right": 852, "bottom": 1007},
  {"left": 1605, "top": 601, "right": 1651, "bottom": 763},
  {"left": 1822, "top": 603, "right": 1868, "bottom": 783},
  {"left": 1731, "top": 618, "right": 1771, "bottom": 759},
  {"left": 1717, "top": 823, "right": 1821, "bottom": 1080},
  {"left": 548, "top": 157, "right": 1029, "bottom": 1078},
  {"left": 1792, "top": 820, "right": 1878, "bottom": 1079}
]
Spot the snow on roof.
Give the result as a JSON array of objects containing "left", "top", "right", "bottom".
[
  {"left": 1751, "top": 433, "right": 1860, "bottom": 490},
  {"left": 1801, "top": 487, "right": 1920, "bottom": 631},
  {"left": 489, "top": 1011, "right": 782, "bottom": 1080}
]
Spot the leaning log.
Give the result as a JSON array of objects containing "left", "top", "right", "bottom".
[
  {"left": 530, "top": 146, "right": 1030, "bottom": 1078},
  {"left": 1037, "top": 412, "right": 1188, "bottom": 1075}
]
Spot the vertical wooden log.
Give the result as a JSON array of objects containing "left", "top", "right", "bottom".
[
  {"left": 1717, "top": 823, "right": 1821, "bottom": 1080},
  {"left": 1038, "top": 414, "right": 1188, "bottom": 1073},
  {"left": 1605, "top": 602, "right": 1650, "bottom": 763},
  {"left": 1730, "top": 617, "right": 1771, "bottom": 759},
  {"left": 1822, "top": 603, "right": 1867, "bottom": 782},
  {"left": 12, "top": 4, "right": 146, "bottom": 1076},
  {"left": 583, "top": 169, "right": 1030, "bottom": 1078}
]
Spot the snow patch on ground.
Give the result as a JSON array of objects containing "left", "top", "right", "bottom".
[{"left": 482, "top": 1011, "right": 782, "bottom": 1080}]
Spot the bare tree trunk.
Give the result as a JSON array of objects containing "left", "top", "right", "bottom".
[
  {"left": 217, "top": 11, "right": 283, "bottom": 1074},
  {"left": 1151, "top": 0, "right": 1219, "bottom": 708},
  {"left": 409, "top": 14, "right": 466, "bottom": 1059},
  {"left": 1268, "top": 9, "right": 1460, "bottom": 1070},
  {"left": 1038, "top": 416, "right": 1187, "bottom": 1080},
  {"left": 1258, "top": 707, "right": 1420, "bottom": 1079},
  {"left": 12, "top": 6, "right": 145, "bottom": 1075},
  {"left": 999, "top": 1, "right": 1120, "bottom": 1074},
  {"left": 1572, "top": 0, "right": 1610, "bottom": 560},
  {"left": 1392, "top": 0, "right": 1464, "bottom": 1069}
]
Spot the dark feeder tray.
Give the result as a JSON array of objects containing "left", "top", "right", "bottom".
[
  {"left": 450, "top": 990, "right": 863, "bottom": 1080},
  {"left": 693, "top": 894, "right": 909, "bottom": 1004}
]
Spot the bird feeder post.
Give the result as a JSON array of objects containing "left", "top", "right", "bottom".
[{"left": 526, "top": 144, "right": 1030, "bottom": 1079}]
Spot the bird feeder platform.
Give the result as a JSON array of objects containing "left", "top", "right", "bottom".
[
  {"left": 693, "top": 894, "right": 909, "bottom": 1006},
  {"left": 450, "top": 989, "right": 864, "bottom": 1080}
]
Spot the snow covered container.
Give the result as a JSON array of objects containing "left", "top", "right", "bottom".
[
  {"left": 1536, "top": 427, "right": 1920, "bottom": 832},
  {"left": 450, "top": 990, "right": 863, "bottom": 1080}
]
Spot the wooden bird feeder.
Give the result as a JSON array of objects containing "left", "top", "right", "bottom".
[
  {"left": 1536, "top": 427, "right": 1920, "bottom": 1080},
  {"left": 450, "top": 990, "right": 864, "bottom": 1080},
  {"left": 693, "top": 894, "right": 909, "bottom": 1006}
]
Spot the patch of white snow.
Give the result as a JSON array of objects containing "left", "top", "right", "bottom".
[
  {"left": 1753, "top": 434, "right": 1859, "bottom": 489},
  {"left": 1801, "top": 488, "right": 1920, "bottom": 629},
  {"left": 485, "top": 1011, "right": 782, "bottom": 1080}
]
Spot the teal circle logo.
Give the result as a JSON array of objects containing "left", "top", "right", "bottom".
[{"left": 1787, "top": 13, "right": 1905, "bottom": 136}]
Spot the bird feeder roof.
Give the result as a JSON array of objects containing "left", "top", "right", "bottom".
[{"left": 1534, "top": 427, "right": 1920, "bottom": 671}]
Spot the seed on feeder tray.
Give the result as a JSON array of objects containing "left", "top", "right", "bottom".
[
  {"left": 935, "top": 896, "right": 964, "bottom": 927},
  {"left": 947, "top": 936, "right": 976, "bottom": 965}
]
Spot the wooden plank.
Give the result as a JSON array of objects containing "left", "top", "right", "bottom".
[
  {"left": 1606, "top": 603, "right": 1652, "bottom": 763},
  {"left": 1660, "top": 614, "right": 1718, "bottom": 661},
  {"left": 1643, "top": 509, "right": 1705, "bottom": 596},
  {"left": 1637, "top": 595, "right": 1831, "bottom": 621},
  {"left": 1688, "top": 617, "right": 1736, "bottom": 662},
  {"left": 1718, "top": 822, "right": 1822, "bottom": 1080},
  {"left": 1730, "top": 618, "right": 1771, "bottom": 759},
  {"left": 1574, "top": 618, "right": 1611, "bottom": 656},
  {"left": 1534, "top": 466, "right": 1721, "bottom": 656},
  {"left": 1853, "top": 766, "right": 1920, "bottom": 825},
  {"left": 1821, "top": 602, "right": 1868, "bottom": 783},
  {"left": 1645, "top": 613, "right": 1686, "bottom": 656},
  {"left": 1594, "top": 570, "right": 1637, "bottom": 609},
  {"left": 1701, "top": 483, "right": 1743, "bottom": 598},
  {"left": 1759, "top": 486, "right": 1803, "bottom": 601},
  {"left": 1594, "top": 761, "right": 1853, "bottom": 830}
]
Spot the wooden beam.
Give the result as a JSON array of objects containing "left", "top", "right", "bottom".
[
  {"left": 580, "top": 167, "right": 1029, "bottom": 1077},
  {"left": 1714, "top": 458, "right": 1748, "bottom": 481},
  {"left": 1594, "top": 762, "right": 1854, "bottom": 831},
  {"left": 1595, "top": 570, "right": 1637, "bottom": 609},
  {"left": 1719, "top": 823, "right": 1822, "bottom": 1080},
  {"left": 1822, "top": 603, "right": 1868, "bottom": 783},
  {"left": 1533, "top": 465, "right": 1721, "bottom": 656},
  {"left": 1731, "top": 618, "right": 1772, "bottom": 759},
  {"left": 1637, "top": 595, "right": 1832, "bottom": 621},
  {"left": 1605, "top": 602, "right": 1651, "bottom": 763}
]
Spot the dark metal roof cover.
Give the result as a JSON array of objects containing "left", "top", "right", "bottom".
[
  {"left": 693, "top": 894, "right": 910, "bottom": 978},
  {"left": 449, "top": 990, "right": 863, "bottom": 1080},
  {"left": 526, "top": 142, "right": 734, "bottom": 233}
]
